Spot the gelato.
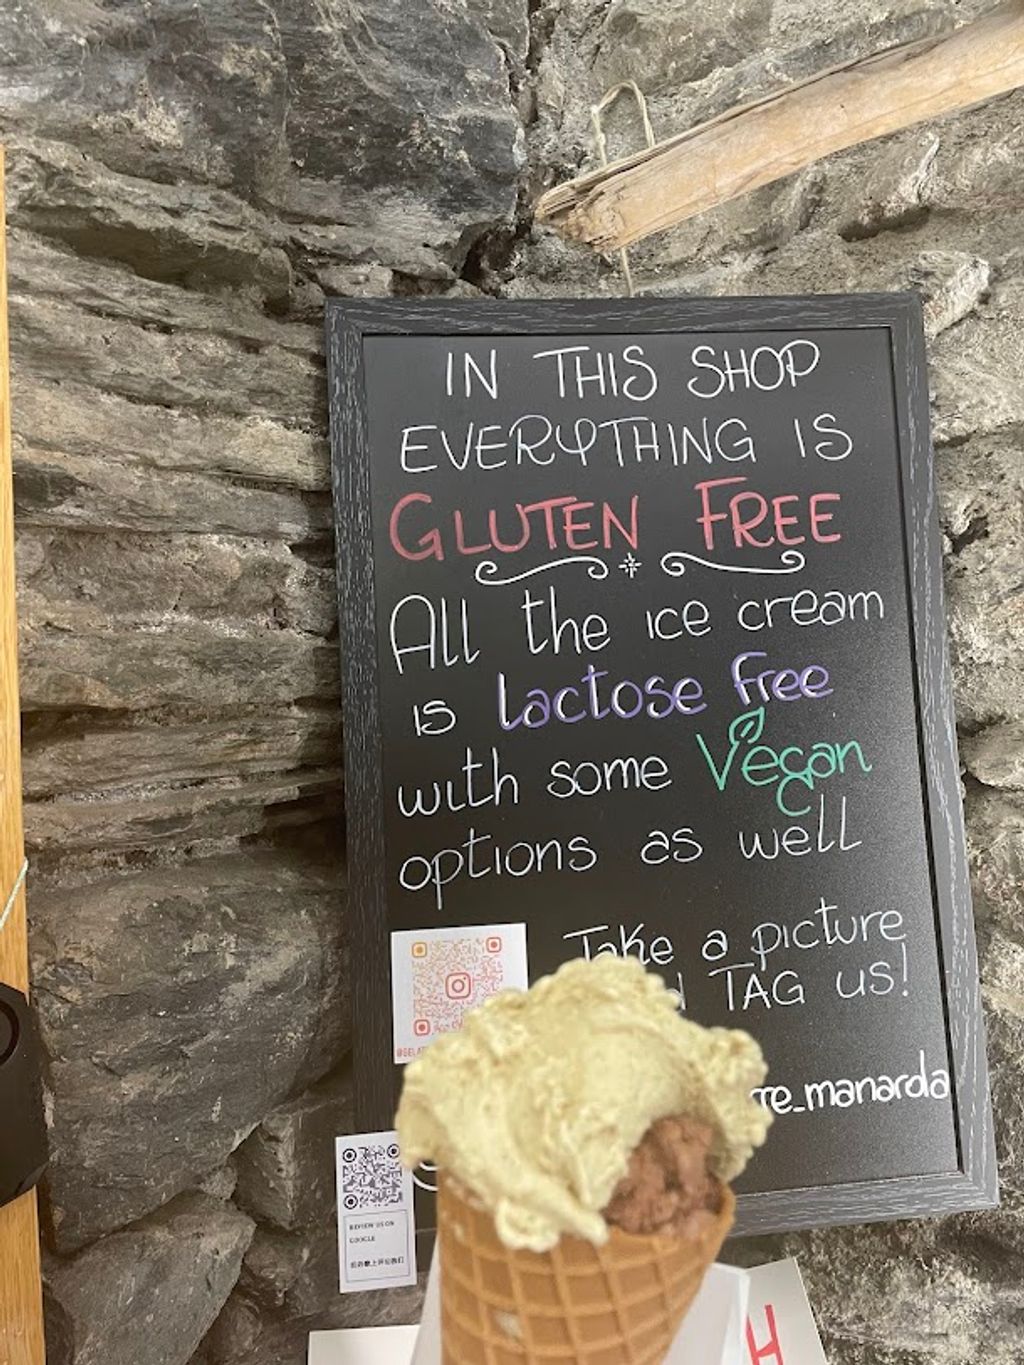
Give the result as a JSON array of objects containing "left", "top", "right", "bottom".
[
  {"left": 604, "top": 1115, "right": 723, "bottom": 1240},
  {"left": 396, "top": 954, "right": 770, "bottom": 1252}
]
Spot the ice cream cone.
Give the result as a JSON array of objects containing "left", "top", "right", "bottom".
[{"left": 438, "top": 1173, "right": 736, "bottom": 1364}]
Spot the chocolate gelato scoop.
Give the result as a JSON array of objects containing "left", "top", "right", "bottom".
[{"left": 603, "top": 1115, "right": 725, "bottom": 1240}]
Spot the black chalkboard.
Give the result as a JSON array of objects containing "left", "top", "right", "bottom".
[{"left": 327, "top": 295, "right": 996, "bottom": 1236}]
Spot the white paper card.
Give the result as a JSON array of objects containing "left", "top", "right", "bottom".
[
  {"left": 308, "top": 1326, "right": 418, "bottom": 1365},
  {"left": 409, "top": 1244, "right": 441, "bottom": 1365},
  {"left": 668, "top": 1263, "right": 749, "bottom": 1365},
  {"left": 390, "top": 923, "right": 528, "bottom": 1063},
  {"left": 744, "top": 1259, "right": 828, "bottom": 1363},
  {"left": 335, "top": 1131, "right": 417, "bottom": 1293}
]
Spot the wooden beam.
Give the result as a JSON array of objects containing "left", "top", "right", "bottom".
[
  {"left": 536, "top": 0, "right": 1024, "bottom": 251},
  {"left": 0, "top": 149, "right": 45, "bottom": 1365}
]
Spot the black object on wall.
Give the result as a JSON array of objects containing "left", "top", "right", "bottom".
[
  {"left": 327, "top": 294, "right": 997, "bottom": 1236},
  {"left": 0, "top": 982, "right": 48, "bottom": 1210}
]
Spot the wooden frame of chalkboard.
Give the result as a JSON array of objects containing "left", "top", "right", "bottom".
[{"left": 327, "top": 294, "right": 997, "bottom": 1237}]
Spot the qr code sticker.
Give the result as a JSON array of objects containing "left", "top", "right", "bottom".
[
  {"left": 391, "top": 924, "right": 528, "bottom": 1062},
  {"left": 335, "top": 1130, "right": 417, "bottom": 1292},
  {"left": 339, "top": 1139, "right": 403, "bottom": 1213},
  {"left": 412, "top": 935, "right": 506, "bottom": 1038}
]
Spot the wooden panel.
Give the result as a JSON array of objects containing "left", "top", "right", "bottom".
[{"left": 0, "top": 150, "right": 46, "bottom": 1365}]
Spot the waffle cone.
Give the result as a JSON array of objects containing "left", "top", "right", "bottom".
[{"left": 438, "top": 1174, "right": 735, "bottom": 1365}]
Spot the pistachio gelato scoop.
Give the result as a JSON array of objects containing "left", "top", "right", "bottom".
[{"left": 396, "top": 955, "right": 771, "bottom": 1252}]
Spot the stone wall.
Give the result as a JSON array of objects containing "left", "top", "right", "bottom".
[{"left": 1, "top": 1, "right": 1022, "bottom": 1361}]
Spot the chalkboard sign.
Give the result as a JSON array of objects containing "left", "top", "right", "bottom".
[{"left": 327, "top": 296, "right": 996, "bottom": 1236}]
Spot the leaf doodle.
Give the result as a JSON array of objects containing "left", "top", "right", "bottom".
[{"left": 729, "top": 705, "right": 766, "bottom": 746}]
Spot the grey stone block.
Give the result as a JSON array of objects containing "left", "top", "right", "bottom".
[
  {"left": 31, "top": 853, "right": 349, "bottom": 1251},
  {"left": 234, "top": 1065, "right": 353, "bottom": 1232},
  {"left": 44, "top": 1195, "right": 255, "bottom": 1365}
]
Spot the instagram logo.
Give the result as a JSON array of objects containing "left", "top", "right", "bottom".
[{"left": 445, "top": 972, "right": 472, "bottom": 1000}]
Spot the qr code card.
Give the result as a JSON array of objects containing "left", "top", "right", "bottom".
[
  {"left": 390, "top": 923, "right": 528, "bottom": 1063},
  {"left": 335, "top": 1131, "right": 417, "bottom": 1292}
]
